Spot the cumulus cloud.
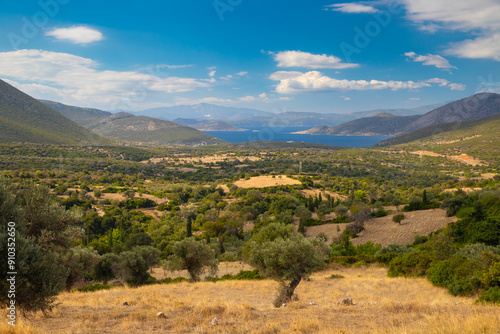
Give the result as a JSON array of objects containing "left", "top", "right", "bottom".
[
  {"left": 45, "top": 26, "right": 104, "bottom": 44},
  {"left": 446, "top": 33, "right": 500, "bottom": 61},
  {"left": 405, "top": 52, "right": 457, "bottom": 70},
  {"left": 402, "top": 0, "right": 500, "bottom": 61},
  {"left": 325, "top": 3, "right": 379, "bottom": 13},
  {"left": 269, "top": 71, "right": 465, "bottom": 94},
  {"left": 273, "top": 51, "right": 359, "bottom": 69},
  {"left": 0, "top": 49, "right": 213, "bottom": 109},
  {"left": 236, "top": 71, "right": 248, "bottom": 76}
]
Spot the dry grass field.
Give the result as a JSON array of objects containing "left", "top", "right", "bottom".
[
  {"left": 233, "top": 175, "right": 301, "bottom": 188},
  {"left": 2, "top": 266, "right": 499, "bottom": 334},
  {"left": 306, "top": 209, "right": 456, "bottom": 246}
]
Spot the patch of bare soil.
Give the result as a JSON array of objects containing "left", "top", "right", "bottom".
[{"left": 233, "top": 175, "right": 301, "bottom": 188}]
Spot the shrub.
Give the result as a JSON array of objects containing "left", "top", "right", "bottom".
[
  {"left": 388, "top": 251, "right": 432, "bottom": 277},
  {"left": 476, "top": 287, "right": 500, "bottom": 304},
  {"left": 426, "top": 255, "right": 482, "bottom": 296},
  {"left": 481, "top": 262, "right": 500, "bottom": 288},
  {"left": 376, "top": 243, "right": 412, "bottom": 255}
]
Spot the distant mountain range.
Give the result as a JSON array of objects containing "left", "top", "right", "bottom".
[
  {"left": 127, "top": 103, "right": 444, "bottom": 127},
  {"left": 174, "top": 120, "right": 248, "bottom": 132},
  {"left": 0, "top": 79, "right": 110, "bottom": 146},
  {"left": 298, "top": 93, "right": 500, "bottom": 137},
  {"left": 39, "top": 100, "right": 223, "bottom": 146}
]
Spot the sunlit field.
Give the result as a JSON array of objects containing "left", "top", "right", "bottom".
[{"left": 2, "top": 265, "right": 499, "bottom": 334}]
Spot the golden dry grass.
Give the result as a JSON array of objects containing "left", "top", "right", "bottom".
[
  {"left": 306, "top": 209, "right": 456, "bottom": 246},
  {"left": 233, "top": 175, "right": 301, "bottom": 189},
  {"left": 3, "top": 266, "right": 499, "bottom": 334}
]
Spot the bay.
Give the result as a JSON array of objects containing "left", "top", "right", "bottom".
[{"left": 204, "top": 126, "right": 391, "bottom": 148}]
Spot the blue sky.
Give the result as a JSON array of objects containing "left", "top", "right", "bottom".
[{"left": 0, "top": 0, "right": 499, "bottom": 113}]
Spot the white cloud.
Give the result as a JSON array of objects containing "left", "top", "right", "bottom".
[
  {"left": 273, "top": 50, "right": 359, "bottom": 69},
  {"left": 446, "top": 33, "right": 500, "bottom": 61},
  {"left": 45, "top": 26, "right": 104, "bottom": 44},
  {"left": 405, "top": 52, "right": 457, "bottom": 70},
  {"left": 325, "top": 3, "right": 379, "bottom": 13},
  {"left": 236, "top": 71, "right": 248, "bottom": 76},
  {"left": 269, "top": 71, "right": 465, "bottom": 94},
  {"left": 402, "top": 0, "right": 500, "bottom": 61},
  {"left": 0, "top": 49, "right": 213, "bottom": 109},
  {"left": 402, "top": 0, "right": 500, "bottom": 31},
  {"left": 208, "top": 67, "right": 216, "bottom": 77},
  {"left": 409, "top": 97, "right": 420, "bottom": 101}
]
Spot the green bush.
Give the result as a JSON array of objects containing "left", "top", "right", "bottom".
[
  {"left": 388, "top": 251, "right": 432, "bottom": 277},
  {"left": 426, "top": 255, "right": 482, "bottom": 296},
  {"left": 476, "top": 287, "right": 500, "bottom": 304},
  {"left": 159, "top": 277, "right": 190, "bottom": 284}
]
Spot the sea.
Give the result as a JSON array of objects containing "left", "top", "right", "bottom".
[{"left": 204, "top": 126, "right": 391, "bottom": 148}]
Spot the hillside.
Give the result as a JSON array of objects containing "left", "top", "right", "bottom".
[
  {"left": 375, "top": 114, "right": 500, "bottom": 147},
  {"left": 377, "top": 114, "right": 500, "bottom": 164},
  {"left": 40, "top": 100, "right": 112, "bottom": 128},
  {"left": 0, "top": 79, "right": 111, "bottom": 145},
  {"left": 403, "top": 93, "right": 500, "bottom": 132},
  {"left": 295, "top": 114, "right": 420, "bottom": 136},
  {"left": 88, "top": 113, "right": 224, "bottom": 146},
  {"left": 298, "top": 93, "right": 500, "bottom": 136}
]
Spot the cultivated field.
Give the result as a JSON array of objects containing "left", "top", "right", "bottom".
[
  {"left": 233, "top": 175, "right": 301, "bottom": 188},
  {"left": 4, "top": 266, "right": 499, "bottom": 334},
  {"left": 306, "top": 209, "right": 456, "bottom": 246}
]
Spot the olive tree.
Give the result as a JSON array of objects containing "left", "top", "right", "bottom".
[
  {"left": 93, "top": 253, "right": 120, "bottom": 284},
  {"left": 245, "top": 223, "right": 329, "bottom": 307},
  {"left": 166, "top": 237, "right": 218, "bottom": 282},
  {"left": 0, "top": 178, "right": 81, "bottom": 313}
]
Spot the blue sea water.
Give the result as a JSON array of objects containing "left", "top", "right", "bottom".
[{"left": 205, "top": 126, "right": 391, "bottom": 148}]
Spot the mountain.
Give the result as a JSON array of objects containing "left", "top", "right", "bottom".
[
  {"left": 0, "top": 79, "right": 111, "bottom": 145},
  {"left": 129, "top": 103, "right": 273, "bottom": 122},
  {"left": 87, "top": 112, "right": 223, "bottom": 146},
  {"left": 295, "top": 113, "right": 420, "bottom": 136},
  {"left": 128, "top": 103, "right": 443, "bottom": 127},
  {"left": 402, "top": 93, "right": 500, "bottom": 133},
  {"left": 186, "top": 121, "right": 248, "bottom": 132},
  {"left": 298, "top": 93, "right": 500, "bottom": 136},
  {"left": 40, "top": 100, "right": 112, "bottom": 128},
  {"left": 374, "top": 114, "right": 500, "bottom": 147},
  {"left": 39, "top": 100, "right": 224, "bottom": 146}
]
